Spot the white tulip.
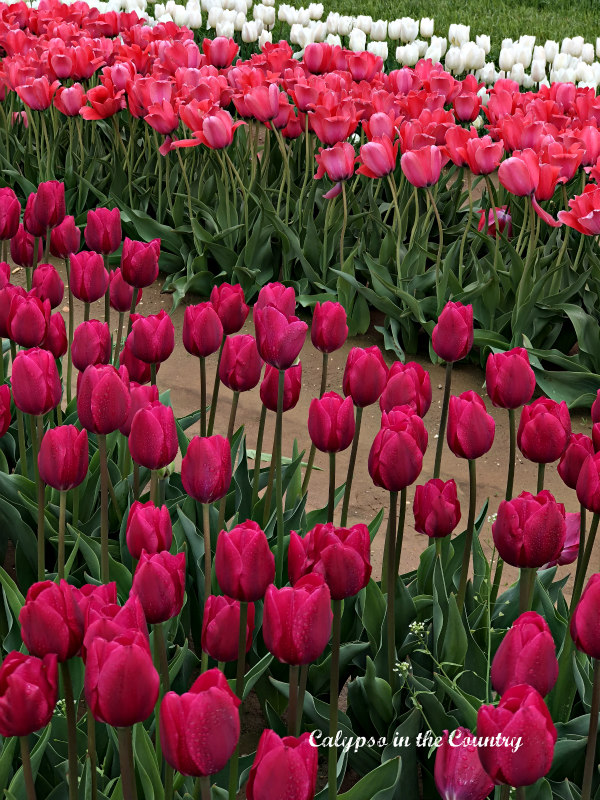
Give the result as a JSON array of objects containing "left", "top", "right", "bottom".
[
  {"left": 368, "top": 41, "right": 388, "bottom": 59},
  {"left": 242, "top": 20, "right": 259, "bottom": 41},
  {"left": 399, "top": 16, "right": 418, "bottom": 42},
  {"left": 289, "top": 22, "right": 302, "bottom": 44},
  {"left": 522, "top": 74, "right": 534, "bottom": 89},
  {"left": 355, "top": 15, "right": 372, "bottom": 34},
  {"left": 431, "top": 35, "right": 447, "bottom": 56},
  {"left": 597, "top": 38, "right": 600, "bottom": 58},
  {"left": 582, "top": 43, "right": 595, "bottom": 64},
  {"left": 501, "top": 37, "right": 513, "bottom": 49},
  {"left": 515, "top": 44, "right": 532, "bottom": 68},
  {"left": 277, "top": 4, "right": 291, "bottom": 22},
  {"left": 553, "top": 52, "right": 569, "bottom": 71},
  {"left": 544, "top": 40, "right": 558, "bottom": 61},
  {"left": 445, "top": 45, "right": 464, "bottom": 73},
  {"left": 463, "top": 42, "right": 485, "bottom": 70},
  {"left": 388, "top": 19, "right": 401, "bottom": 39},
  {"left": 570, "top": 35, "right": 584, "bottom": 56},
  {"left": 296, "top": 25, "right": 314, "bottom": 48},
  {"left": 216, "top": 18, "right": 235, "bottom": 36},
  {"left": 348, "top": 27, "right": 367, "bottom": 51},
  {"left": 337, "top": 16, "right": 354, "bottom": 36},
  {"left": 592, "top": 62, "right": 600, "bottom": 81},
  {"left": 233, "top": 0, "right": 246, "bottom": 12},
  {"left": 425, "top": 45, "right": 442, "bottom": 63},
  {"left": 154, "top": 3, "right": 165, "bottom": 16},
  {"left": 401, "top": 43, "right": 419, "bottom": 66},
  {"left": 207, "top": 6, "right": 223, "bottom": 27},
  {"left": 415, "top": 39, "right": 428, "bottom": 58},
  {"left": 308, "top": 3, "right": 323, "bottom": 19},
  {"left": 520, "top": 35, "right": 536, "bottom": 49},
  {"left": 473, "top": 115, "right": 484, "bottom": 129},
  {"left": 576, "top": 62, "right": 593, "bottom": 82},
  {"left": 156, "top": 12, "right": 173, "bottom": 22},
  {"left": 258, "top": 29, "right": 272, "bottom": 47},
  {"left": 533, "top": 45, "right": 546, "bottom": 63},
  {"left": 310, "top": 20, "right": 327, "bottom": 41},
  {"left": 476, "top": 34, "right": 490, "bottom": 54},
  {"left": 297, "top": 8, "right": 311, "bottom": 25},
  {"left": 326, "top": 33, "right": 342, "bottom": 46},
  {"left": 370, "top": 19, "right": 387, "bottom": 41},
  {"left": 420, "top": 17, "right": 434, "bottom": 38},
  {"left": 498, "top": 48, "right": 515, "bottom": 71},
  {"left": 234, "top": 11, "right": 246, "bottom": 30},
  {"left": 262, "top": 0, "right": 275, "bottom": 6},
  {"left": 326, "top": 12, "right": 339, "bottom": 34},
  {"left": 530, "top": 59, "right": 546, "bottom": 82},
  {"left": 172, "top": 5, "right": 188, "bottom": 24},
  {"left": 448, "top": 24, "right": 470, "bottom": 46},
  {"left": 510, "top": 63, "right": 525, "bottom": 85},
  {"left": 560, "top": 37, "right": 571, "bottom": 53}
]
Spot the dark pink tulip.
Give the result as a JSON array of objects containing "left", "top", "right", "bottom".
[
  {"left": 308, "top": 391, "right": 355, "bottom": 452},
  {"left": 432, "top": 301, "right": 473, "bottom": 363},
  {"left": 0, "top": 188, "right": 20, "bottom": 240},
  {"left": 210, "top": 283, "right": 249, "bottom": 335},
  {"left": 491, "top": 611, "right": 558, "bottom": 697},
  {"left": 219, "top": 334, "right": 263, "bottom": 392},
  {"left": 311, "top": 301, "right": 348, "bottom": 353},
  {"left": 401, "top": 145, "right": 448, "bottom": 187},
  {"left": 120, "top": 336, "right": 155, "bottom": 384},
  {"left": 0, "top": 385, "right": 11, "bottom": 438},
  {"left": 447, "top": 391, "right": 495, "bottom": 460},
  {"left": 130, "top": 309, "right": 175, "bottom": 364},
  {"left": 69, "top": 251, "right": 109, "bottom": 303},
  {"left": 11, "top": 348, "right": 62, "bottom": 416},
  {"left": 183, "top": 302, "right": 223, "bottom": 358},
  {"left": 517, "top": 397, "right": 571, "bottom": 463},
  {"left": 246, "top": 730, "right": 318, "bottom": 800},
  {"left": 485, "top": 348, "right": 535, "bottom": 409},
  {"left": 77, "top": 364, "right": 130, "bottom": 435},
  {"left": 315, "top": 142, "right": 355, "bottom": 182},
  {"left": 126, "top": 501, "right": 173, "bottom": 560},
  {"left": 356, "top": 136, "right": 398, "bottom": 178},
  {"left": 71, "top": 320, "right": 111, "bottom": 372},
  {"left": 43, "top": 312, "right": 68, "bottom": 359},
  {"left": 558, "top": 433, "right": 594, "bottom": 490},
  {"left": 10, "top": 224, "right": 42, "bottom": 267},
  {"left": 577, "top": 452, "right": 600, "bottom": 513},
  {"left": 23, "top": 181, "right": 65, "bottom": 235},
  {"left": 380, "top": 361, "right": 432, "bottom": 417},
  {"left": 38, "top": 425, "right": 88, "bottom": 491},
  {"left": 132, "top": 550, "right": 185, "bottom": 624},
  {"left": 434, "top": 728, "right": 494, "bottom": 800},
  {"left": 181, "top": 435, "right": 231, "bottom": 503},
  {"left": 413, "top": 478, "right": 461, "bottom": 538},
  {"left": 119, "top": 382, "right": 159, "bottom": 437},
  {"left": 8, "top": 293, "right": 50, "bottom": 347},
  {"left": 202, "top": 596, "right": 255, "bottom": 662},
  {"left": 202, "top": 36, "right": 239, "bottom": 68},
  {"left": 478, "top": 206, "right": 512, "bottom": 238},
  {"left": 343, "top": 346, "right": 388, "bottom": 408},
  {"left": 129, "top": 401, "right": 178, "bottom": 470},
  {"left": 109, "top": 268, "right": 140, "bottom": 313},
  {"left": 254, "top": 306, "right": 307, "bottom": 370},
  {"left": 368, "top": 407, "right": 426, "bottom": 492},
  {"left": 31, "top": 263, "right": 64, "bottom": 309},
  {"left": 0, "top": 652, "right": 58, "bottom": 738},
  {"left": 120, "top": 238, "right": 160, "bottom": 288},
  {"left": 84, "top": 207, "right": 122, "bottom": 254},
  {"left": 260, "top": 363, "right": 302, "bottom": 413},
  {"left": 215, "top": 520, "right": 275, "bottom": 601},
  {"left": 19, "top": 579, "right": 84, "bottom": 662},
  {"left": 571, "top": 574, "right": 600, "bottom": 659},
  {"left": 254, "top": 282, "right": 296, "bottom": 317},
  {"left": 50, "top": 215, "right": 80, "bottom": 258},
  {"left": 492, "top": 490, "right": 566, "bottom": 568}
]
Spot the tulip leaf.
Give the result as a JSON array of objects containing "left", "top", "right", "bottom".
[
  {"left": 433, "top": 674, "right": 478, "bottom": 731},
  {"left": 0, "top": 737, "right": 17, "bottom": 797},
  {"left": 0, "top": 566, "right": 25, "bottom": 618},
  {"left": 336, "top": 756, "right": 402, "bottom": 800},
  {"left": 132, "top": 724, "right": 164, "bottom": 800},
  {"left": 440, "top": 594, "right": 468, "bottom": 671},
  {"left": 237, "top": 653, "right": 273, "bottom": 701}
]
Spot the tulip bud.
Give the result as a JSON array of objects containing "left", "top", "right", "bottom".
[
  {"left": 119, "top": 382, "right": 158, "bottom": 437},
  {"left": 215, "top": 520, "right": 275, "bottom": 601},
  {"left": 183, "top": 302, "right": 224, "bottom": 358},
  {"left": 181, "top": 435, "right": 232, "bottom": 503},
  {"left": 132, "top": 550, "right": 185, "bottom": 624},
  {"left": 11, "top": 348, "right": 62, "bottom": 416},
  {"left": 19, "top": 580, "right": 85, "bottom": 662},
  {"left": 432, "top": 301, "right": 474, "bottom": 363},
  {"left": 109, "top": 268, "right": 139, "bottom": 313},
  {"left": 380, "top": 361, "right": 432, "bottom": 417},
  {"left": 558, "top": 433, "right": 594, "bottom": 490},
  {"left": 255, "top": 282, "right": 296, "bottom": 316},
  {"left": 254, "top": 306, "right": 307, "bottom": 370},
  {"left": 210, "top": 283, "right": 249, "bottom": 335},
  {"left": 288, "top": 522, "right": 371, "bottom": 599},
  {"left": 129, "top": 309, "right": 175, "bottom": 365},
  {"left": 260, "top": 363, "right": 302, "bottom": 413},
  {"left": 308, "top": 391, "right": 355, "bottom": 452},
  {"left": 492, "top": 490, "right": 566, "bottom": 567},
  {"left": 311, "top": 301, "right": 348, "bottom": 352},
  {"left": 413, "top": 478, "right": 461, "bottom": 538},
  {"left": 50, "top": 215, "right": 80, "bottom": 258},
  {"left": 77, "top": 364, "right": 130, "bottom": 435},
  {"left": 84, "top": 207, "right": 122, "bottom": 254},
  {"left": 129, "top": 401, "right": 178, "bottom": 470},
  {"left": 576, "top": 452, "right": 600, "bottom": 513},
  {"left": 447, "top": 391, "right": 495, "bottom": 460},
  {"left": 219, "top": 334, "right": 263, "bottom": 392},
  {"left": 23, "top": 181, "right": 65, "bottom": 235},
  {"left": 343, "top": 346, "right": 388, "bottom": 408},
  {"left": 160, "top": 669, "right": 240, "bottom": 776},
  {"left": 571, "top": 573, "right": 600, "bottom": 659},
  {"left": 10, "top": 224, "right": 42, "bottom": 267},
  {"left": 263, "top": 574, "right": 332, "bottom": 664},
  {"left": 368, "top": 407, "right": 426, "bottom": 491},
  {"left": 8, "top": 293, "right": 50, "bottom": 347},
  {"left": 38, "top": 425, "right": 88, "bottom": 491},
  {"left": 434, "top": 728, "right": 494, "bottom": 800},
  {"left": 126, "top": 501, "right": 172, "bottom": 560},
  {"left": 0, "top": 652, "right": 58, "bottom": 737},
  {"left": 491, "top": 611, "right": 558, "bottom": 697},
  {"left": 486, "top": 348, "right": 535, "bottom": 409},
  {"left": 0, "top": 188, "right": 20, "bottom": 241},
  {"left": 31, "top": 263, "right": 64, "bottom": 309},
  {"left": 202, "top": 596, "right": 255, "bottom": 662},
  {"left": 120, "top": 237, "right": 160, "bottom": 288},
  {"left": 69, "top": 251, "right": 109, "bottom": 303},
  {"left": 71, "top": 320, "right": 111, "bottom": 372},
  {"left": 517, "top": 397, "right": 571, "bottom": 463},
  {"left": 42, "top": 312, "right": 68, "bottom": 359},
  {"left": 246, "top": 730, "right": 318, "bottom": 800},
  {"left": 477, "top": 685, "right": 556, "bottom": 786}
]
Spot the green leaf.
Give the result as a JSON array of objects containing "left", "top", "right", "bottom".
[
  {"left": 440, "top": 594, "right": 468, "bottom": 669},
  {"left": 133, "top": 723, "right": 164, "bottom": 800},
  {"left": 337, "top": 757, "right": 402, "bottom": 800}
]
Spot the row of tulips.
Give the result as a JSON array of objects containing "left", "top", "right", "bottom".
[
  {"left": 1, "top": 1, "right": 600, "bottom": 385},
  {"left": 2, "top": 180, "right": 600, "bottom": 798}
]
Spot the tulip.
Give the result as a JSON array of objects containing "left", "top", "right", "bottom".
[
  {"left": 23, "top": 182, "right": 65, "bottom": 237},
  {"left": 129, "top": 402, "right": 178, "bottom": 475},
  {"left": 11, "top": 348, "right": 62, "bottom": 416},
  {"left": 0, "top": 652, "right": 58, "bottom": 737},
  {"left": 215, "top": 520, "right": 275, "bottom": 601},
  {"left": 315, "top": 142, "right": 355, "bottom": 183},
  {"left": 120, "top": 336, "right": 155, "bottom": 384},
  {"left": 202, "top": 36, "right": 239, "bottom": 68},
  {"left": 447, "top": 391, "right": 495, "bottom": 460},
  {"left": 577, "top": 452, "right": 600, "bottom": 514},
  {"left": 10, "top": 224, "right": 42, "bottom": 270},
  {"left": 254, "top": 306, "right": 307, "bottom": 370},
  {"left": 129, "top": 309, "right": 175, "bottom": 367},
  {"left": 69, "top": 250, "right": 109, "bottom": 304},
  {"left": 357, "top": 136, "right": 398, "bottom": 178},
  {"left": 183, "top": 302, "right": 224, "bottom": 434},
  {"left": 0, "top": 385, "right": 11, "bottom": 438},
  {"left": 8, "top": 293, "right": 50, "bottom": 348},
  {"left": 210, "top": 283, "right": 249, "bottom": 335},
  {"left": 246, "top": 730, "right": 318, "bottom": 800},
  {"left": 31, "top": 263, "right": 64, "bottom": 308},
  {"left": 571, "top": 574, "right": 600, "bottom": 659},
  {"left": 543, "top": 512, "right": 580, "bottom": 569},
  {"left": 434, "top": 728, "right": 494, "bottom": 800},
  {"left": 49, "top": 215, "right": 80, "bottom": 258},
  {"left": 517, "top": 397, "right": 571, "bottom": 463},
  {"left": 42, "top": 312, "right": 67, "bottom": 360},
  {"left": 120, "top": 382, "right": 158, "bottom": 437},
  {"left": 368, "top": 406, "right": 426, "bottom": 492},
  {"left": 492, "top": 490, "right": 566, "bottom": 568},
  {"left": 413, "top": 478, "right": 461, "bottom": 538},
  {"left": 379, "top": 361, "right": 432, "bottom": 417},
  {"left": 263, "top": 574, "right": 332, "bottom": 665},
  {"left": 71, "top": 320, "right": 111, "bottom": 371},
  {"left": 401, "top": 145, "right": 447, "bottom": 187},
  {"left": 288, "top": 522, "right": 371, "bottom": 600},
  {"left": 343, "top": 346, "right": 388, "bottom": 408},
  {"left": 38, "top": 425, "right": 88, "bottom": 492},
  {"left": 491, "top": 611, "right": 558, "bottom": 697},
  {"left": 77, "top": 364, "right": 130, "bottom": 435},
  {"left": 255, "top": 282, "right": 296, "bottom": 317},
  {"left": 0, "top": 188, "right": 20, "bottom": 241},
  {"left": 126, "top": 501, "right": 172, "bottom": 560},
  {"left": 84, "top": 207, "right": 122, "bottom": 254},
  {"left": 120, "top": 237, "right": 160, "bottom": 288},
  {"left": 181, "top": 435, "right": 231, "bottom": 504},
  {"left": 478, "top": 206, "right": 512, "bottom": 238},
  {"left": 558, "top": 433, "right": 594, "bottom": 490},
  {"left": 311, "top": 301, "right": 348, "bottom": 353},
  {"left": 432, "top": 301, "right": 474, "bottom": 363},
  {"left": 486, "top": 348, "right": 535, "bottom": 409},
  {"left": 20, "top": 580, "right": 84, "bottom": 662},
  {"left": 160, "top": 669, "right": 240, "bottom": 777},
  {"left": 54, "top": 83, "right": 87, "bottom": 116},
  {"left": 477, "top": 685, "right": 557, "bottom": 786},
  {"left": 308, "top": 391, "right": 355, "bottom": 453},
  {"left": 219, "top": 334, "right": 263, "bottom": 392},
  {"left": 260, "top": 363, "right": 302, "bottom": 413},
  {"left": 16, "top": 77, "right": 59, "bottom": 110},
  {"left": 132, "top": 550, "right": 185, "bottom": 624},
  {"left": 202, "top": 596, "right": 255, "bottom": 662},
  {"left": 109, "top": 268, "right": 139, "bottom": 313}
]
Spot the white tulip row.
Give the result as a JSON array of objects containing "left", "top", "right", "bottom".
[{"left": 9, "top": 0, "right": 600, "bottom": 88}]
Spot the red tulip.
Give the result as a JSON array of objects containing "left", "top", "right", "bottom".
[
  {"left": 10, "top": 224, "right": 42, "bottom": 267},
  {"left": 558, "top": 184, "right": 600, "bottom": 235},
  {"left": 543, "top": 511, "right": 580, "bottom": 568},
  {"left": 255, "top": 282, "right": 296, "bottom": 317},
  {"left": 181, "top": 435, "right": 231, "bottom": 503},
  {"left": 401, "top": 145, "right": 448, "bottom": 187},
  {"left": 50, "top": 215, "right": 80, "bottom": 258},
  {"left": 357, "top": 136, "right": 398, "bottom": 179},
  {"left": 38, "top": 425, "right": 88, "bottom": 491},
  {"left": 517, "top": 397, "right": 571, "bottom": 463},
  {"left": 129, "top": 401, "right": 178, "bottom": 469},
  {"left": 16, "top": 77, "right": 59, "bottom": 110},
  {"left": 0, "top": 385, "right": 11, "bottom": 438},
  {"left": 77, "top": 364, "right": 130, "bottom": 435},
  {"left": 0, "top": 188, "right": 20, "bottom": 240},
  {"left": 215, "top": 520, "right": 275, "bottom": 601},
  {"left": 478, "top": 206, "right": 512, "bottom": 238},
  {"left": 43, "top": 312, "right": 68, "bottom": 359},
  {"left": 311, "top": 301, "right": 348, "bottom": 353},
  {"left": 368, "top": 406, "right": 426, "bottom": 491},
  {"left": 210, "top": 283, "right": 249, "bottom": 335},
  {"left": 308, "top": 391, "right": 355, "bottom": 452},
  {"left": 19, "top": 579, "right": 84, "bottom": 662},
  {"left": 434, "top": 728, "right": 494, "bottom": 800},
  {"left": 379, "top": 361, "right": 432, "bottom": 417},
  {"left": 23, "top": 181, "right": 65, "bottom": 235},
  {"left": 576, "top": 452, "right": 600, "bottom": 513},
  {"left": 81, "top": 80, "right": 126, "bottom": 121},
  {"left": 558, "top": 433, "right": 594, "bottom": 490},
  {"left": 192, "top": 109, "right": 246, "bottom": 149},
  {"left": 69, "top": 251, "right": 109, "bottom": 303},
  {"left": 132, "top": 550, "right": 185, "bottom": 624},
  {"left": 413, "top": 478, "right": 461, "bottom": 538},
  {"left": 202, "top": 36, "right": 239, "bottom": 68},
  {"left": 485, "top": 348, "right": 535, "bottom": 409},
  {"left": 492, "top": 490, "right": 566, "bottom": 567},
  {"left": 119, "top": 382, "right": 158, "bottom": 437},
  {"left": 263, "top": 574, "right": 332, "bottom": 665},
  {"left": 31, "top": 263, "right": 64, "bottom": 308},
  {"left": 183, "top": 302, "right": 224, "bottom": 358},
  {"left": 71, "top": 320, "right": 111, "bottom": 371},
  {"left": 260, "top": 363, "right": 302, "bottom": 413},
  {"left": 254, "top": 306, "right": 307, "bottom": 370},
  {"left": 11, "top": 348, "right": 62, "bottom": 416},
  {"left": 120, "top": 238, "right": 160, "bottom": 288},
  {"left": 309, "top": 102, "right": 358, "bottom": 146},
  {"left": 130, "top": 309, "right": 175, "bottom": 364},
  {"left": 145, "top": 100, "right": 179, "bottom": 135},
  {"left": 160, "top": 669, "right": 240, "bottom": 776},
  {"left": 109, "top": 268, "right": 140, "bottom": 313},
  {"left": 8, "top": 293, "right": 50, "bottom": 347},
  {"left": 0, "top": 652, "right": 58, "bottom": 737},
  {"left": 315, "top": 142, "right": 355, "bottom": 182},
  {"left": 202, "top": 596, "right": 255, "bottom": 662},
  {"left": 219, "top": 334, "right": 263, "bottom": 392},
  {"left": 491, "top": 611, "right": 558, "bottom": 697},
  {"left": 447, "top": 391, "right": 495, "bottom": 460},
  {"left": 54, "top": 83, "right": 87, "bottom": 116},
  {"left": 246, "top": 731, "right": 318, "bottom": 800},
  {"left": 126, "top": 501, "right": 172, "bottom": 560},
  {"left": 432, "top": 301, "right": 473, "bottom": 362},
  {"left": 84, "top": 207, "right": 122, "bottom": 254},
  {"left": 571, "top": 573, "right": 600, "bottom": 659},
  {"left": 343, "top": 346, "right": 388, "bottom": 408}
]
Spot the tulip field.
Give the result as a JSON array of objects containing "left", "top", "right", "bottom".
[{"left": 3, "top": 0, "right": 600, "bottom": 799}]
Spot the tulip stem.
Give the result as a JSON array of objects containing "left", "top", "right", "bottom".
[
  {"left": 84, "top": 302, "right": 90, "bottom": 322},
  {"left": 114, "top": 312, "right": 124, "bottom": 367},
  {"left": 386, "top": 491, "right": 399, "bottom": 691},
  {"left": 251, "top": 405, "right": 267, "bottom": 510},
  {"left": 394, "top": 487, "right": 407, "bottom": 577},
  {"left": 433, "top": 362, "right": 453, "bottom": 480},
  {"left": 228, "top": 598, "right": 249, "bottom": 800},
  {"left": 576, "top": 504, "right": 587, "bottom": 587},
  {"left": 150, "top": 470, "right": 158, "bottom": 506},
  {"left": 198, "top": 777, "right": 211, "bottom": 800},
  {"left": 86, "top": 704, "right": 97, "bottom": 800},
  {"left": 66, "top": 257, "right": 73, "bottom": 404},
  {"left": 61, "top": 661, "right": 79, "bottom": 800},
  {"left": 518, "top": 567, "right": 536, "bottom": 613},
  {"left": 98, "top": 434, "right": 110, "bottom": 584},
  {"left": 103, "top": 256, "right": 111, "bottom": 329},
  {"left": 226, "top": 391, "right": 239, "bottom": 443},
  {"left": 426, "top": 187, "right": 444, "bottom": 308},
  {"left": 327, "top": 453, "right": 336, "bottom": 524},
  {"left": 296, "top": 664, "right": 308, "bottom": 736},
  {"left": 288, "top": 664, "right": 299, "bottom": 736},
  {"left": 275, "top": 369, "right": 285, "bottom": 586},
  {"left": 153, "top": 623, "right": 169, "bottom": 765},
  {"left": 302, "top": 352, "right": 329, "bottom": 495},
  {"left": 340, "top": 406, "right": 362, "bottom": 527},
  {"left": 117, "top": 727, "right": 138, "bottom": 800},
  {"left": 127, "top": 289, "right": 139, "bottom": 337},
  {"left": 32, "top": 415, "right": 45, "bottom": 581},
  {"left": 339, "top": 182, "right": 348, "bottom": 273},
  {"left": 387, "top": 175, "right": 402, "bottom": 281},
  {"left": 537, "top": 462, "right": 545, "bottom": 493},
  {"left": 202, "top": 502, "right": 213, "bottom": 612},
  {"left": 328, "top": 598, "right": 343, "bottom": 800},
  {"left": 133, "top": 463, "right": 140, "bottom": 502},
  {"left": 150, "top": 363, "right": 157, "bottom": 387},
  {"left": 499, "top": 789, "right": 510, "bottom": 800},
  {"left": 207, "top": 338, "right": 225, "bottom": 436},
  {"left": 199, "top": 357, "right": 207, "bottom": 437},
  {"left": 456, "top": 459, "right": 477, "bottom": 615},
  {"left": 11, "top": 342, "right": 28, "bottom": 480},
  {"left": 582, "top": 659, "right": 600, "bottom": 800},
  {"left": 58, "top": 490, "right": 67, "bottom": 580},
  {"left": 19, "top": 737, "right": 36, "bottom": 800},
  {"left": 490, "top": 407, "right": 516, "bottom": 607},
  {"left": 484, "top": 175, "right": 500, "bottom": 276},
  {"left": 458, "top": 172, "right": 473, "bottom": 285}
]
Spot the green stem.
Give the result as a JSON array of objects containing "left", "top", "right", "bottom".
[
  {"left": 386, "top": 491, "right": 398, "bottom": 690},
  {"left": 387, "top": 174, "right": 402, "bottom": 282},
  {"left": 199, "top": 777, "right": 211, "bottom": 800},
  {"left": 571, "top": 512, "right": 600, "bottom": 614},
  {"left": 296, "top": 664, "right": 308, "bottom": 736},
  {"left": 226, "top": 391, "right": 239, "bottom": 442},
  {"left": 61, "top": 661, "right": 79, "bottom": 800},
  {"left": 84, "top": 302, "right": 90, "bottom": 322},
  {"left": 275, "top": 369, "right": 285, "bottom": 586},
  {"left": 228, "top": 597, "right": 248, "bottom": 800},
  {"left": 582, "top": 659, "right": 600, "bottom": 800},
  {"left": 458, "top": 172, "right": 473, "bottom": 285},
  {"left": 200, "top": 357, "right": 207, "bottom": 437},
  {"left": 150, "top": 470, "right": 158, "bottom": 506},
  {"left": 328, "top": 599, "right": 342, "bottom": 800},
  {"left": 302, "top": 352, "right": 328, "bottom": 494},
  {"left": 153, "top": 622, "right": 169, "bottom": 764},
  {"left": 490, "top": 407, "right": 516, "bottom": 606},
  {"left": 339, "top": 182, "right": 348, "bottom": 272},
  {"left": 127, "top": 289, "right": 139, "bottom": 336},
  {"left": 456, "top": 460, "right": 477, "bottom": 614},
  {"left": 484, "top": 175, "right": 500, "bottom": 276},
  {"left": 31, "top": 415, "right": 45, "bottom": 581},
  {"left": 393, "top": 487, "right": 407, "bottom": 577},
  {"left": 113, "top": 312, "right": 125, "bottom": 367},
  {"left": 19, "top": 737, "right": 36, "bottom": 800},
  {"left": 98, "top": 434, "right": 110, "bottom": 583},
  {"left": 207, "top": 339, "right": 225, "bottom": 436},
  {"left": 133, "top": 463, "right": 140, "bottom": 502},
  {"left": 537, "top": 462, "right": 545, "bottom": 493},
  {"left": 262, "top": 426, "right": 277, "bottom": 527},
  {"left": 326, "top": 452, "right": 336, "bottom": 524},
  {"left": 11, "top": 342, "right": 28, "bottom": 479},
  {"left": 66, "top": 257, "right": 73, "bottom": 404},
  {"left": 58, "top": 491, "right": 67, "bottom": 580},
  {"left": 103, "top": 254, "right": 111, "bottom": 330},
  {"left": 576, "top": 504, "right": 587, "bottom": 589},
  {"left": 288, "top": 664, "right": 299, "bottom": 736},
  {"left": 117, "top": 727, "right": 137, "bottom": 800},
  {"left": 203, "top": 503, "right": 212, "bottom": 604},
  {"left": 340, "top": 406, "right": 362, "bottom": 527},
  {"left": 426, "top": 187, "right": 444, "bottom": 309},
  {"left": 499, "top": 785, "right": 510, "bottom": 800},
  {"left": 433, "top": 362, "right": 453, "bottom": 480},
  {"left": 251, "top": 405, "right": 267, "bottom": 510},
  {"left": 86, "top": 704, "right": 97, "bottom": 800},
  {"left": 408, "top": 186, "right": 420, "bottom": 251},
  {"left": 519, "top": 567, "right": 536, "bottom": 613},
  {"left": 150, "top": 362, "right": 157, "bottom": 387}
]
